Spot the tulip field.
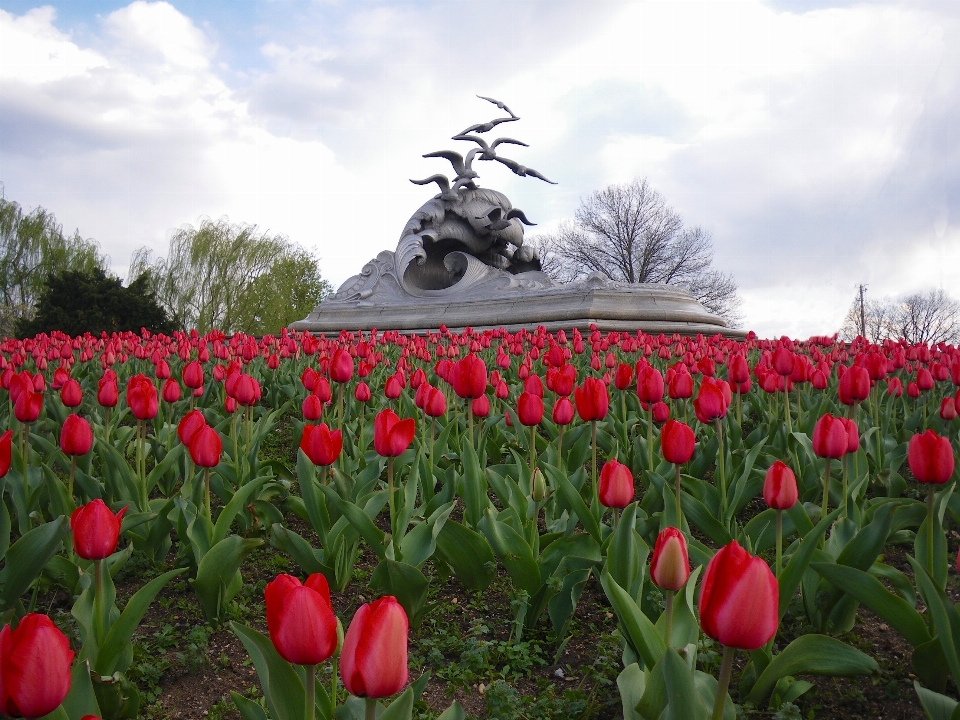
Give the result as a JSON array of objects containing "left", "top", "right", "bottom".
[{"left": 2, "top": 326, "right": 960, "bottom": 720}]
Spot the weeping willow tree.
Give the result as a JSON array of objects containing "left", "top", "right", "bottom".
[
  {"left": 129, "top": 217, "right": 331, "bottom": 334},
  {"left": 0, "top": 193, "right": 110, "bottom": 337}
]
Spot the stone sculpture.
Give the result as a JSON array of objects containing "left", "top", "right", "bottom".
[{"left": 293, "top": 98, "right": 737, "bottom": 336}]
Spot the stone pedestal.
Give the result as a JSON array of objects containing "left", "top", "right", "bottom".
[{"left": 292, "top": 250, "right": 740, "bottom": 337}]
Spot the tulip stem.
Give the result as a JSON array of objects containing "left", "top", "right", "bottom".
[
  {"left": 529, "top": 424, "right": 536, "bottom": 481},
  {"left": 365, "top": 697, "right": 377, "bottom": 720},
  {"left": 783, "top": 387, "right": 792, "bottom": 435},
  {"left": 304, "top": 664, "right": 315, "bottom": 720},
  {"left": 714, "top": 419, "right": 727, "bottom": 522},
  {"left": 927, "top": 484, "right": 936, "bottom": 580},
  {"left": 775, "top": 509, "right": 783, "bottom": 579},
  {"left": 557, "top": 425, "right": 564, "bottom": 467},
  {"left": 205, "top": 467, "right": 212, "bottom": 525},
  {"left": 821, "top": 457, "right": 831, "bottom": 522},
  {"left": 736, "top": 392, "right": 742, "bottom": 428},
  {"left": 663, "top": 590, "right": 674, "bottom": 646},
  {"left": 105, "top": 406, "right": 111, "bottom": 445},
  {"left": 429, "top": 417, "right": 436, "bottom": 495},
  {"left": 69, "top": 455, "right": 76, "bottom": 500},
  {"left": 674, "top": 463, "right": 683, "bottom": 527},
  {"left": 94, "top": 558, "right": 108, "bottom": 643},
  {"left": 712, "top": 645, "right": 735, "bottom": 720},
  {"left": 337, "top": 384, "right": 344, "bottom": 434},
  {"left": 646, "top": 408, "right": 654, "bottom": 474},
  {"left": 468, "top": 403, "right": 474, "bottom": 450},
  {"left": 387, "top": 457, "right": 396, "bottom": 539},
  {"left": 842, "top": 454, "right": 849, "bottom": 518},
  {"left": 612, "top": 507, "right": 620, "bottom": 532},
  {"left": 591, "top": 421, "right": 599, "bottom": 509}
]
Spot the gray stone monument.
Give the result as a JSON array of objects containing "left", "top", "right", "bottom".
[{"left": 292, "top": 97, "right": 736, "bottom": 336}]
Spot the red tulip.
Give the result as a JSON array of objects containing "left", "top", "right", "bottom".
[
  {"left": 614, "top": 363, "right": 633, "bottom": 391},
  {"left": 59, "top": 379, "right": 82, "bottom": 408},
  {"left": 650, "top": 527, "right": 690, "bottom": 591},
  {"left": 840, "top": 417, "right": 859, "bottom": 454},
  {"left": 182, "top": 361, "right": 204, "bottom": 389},
  {"left": 907, "top": 381, "right": 920, "bottom": 399},
  {"left": 517, "top": 392, "right": 544, "bottom": 426},
  {"left": 652, "top": 401, "right": 670, "bottom": 423},
  {"left": 693, "top": 377, "right": 729, "bottom": 423},
  {"left": 340, "top": 596, "right": 409, "bottom": 698},
  {"left": 232, "top": 374, "right": 261, "bottom": 406},
  {"left": 885, "top": 377, "right": 902, "bottom": 397},
  {"left": 598, "top": 459, "right": 634, "bottom": 508},
  {"left": 189, "top": 426, "right": 222, "bottom": 468},
  {"left": 60, "top": 414, "right": 93, "bottom": 456},
  {"left": 574, "top": 377, "right": 608, "bottom": 421},
  {"left": 917, "top": 368, "right": 935, "bottom": 392},
  {"left": 552, "top": 396, "right": 575, "bottom": 425},
  {"left": 450, "top": 354, "right": 487, "bottom": 400},
  {"left": 812, "top": 413, "right": 847, "bottom": 459},
  {"left": 667, "top": 370, "right": 693, "bottom": 400},
  {"left": 698, "top": 540, "right": 778, "bottom": 650},
  {"left": 126, "top": 374, "right": 158, "bottom": 420},
  {"left": 97, "top": 377, "right": 119, "bottom": 408},
  {"left": 727, "top": 353, "right": 750, "bottom": 385},
  {"left": 373, "top": 409, "right": 415, "bottom": 457},
  {"left": 636, "top": 364, "right": 663, "bottom": 404},
  {"left": 330, "top": 348, "right": 354, "bottom": 384},
  {"left": 0, "top": 613, "right": 74, "bottom": 718},
  {"left": 763, "top": 461, "right": 798, "bottom": 510},
  {"left": 71, "top": 499, "right": 128, "bottom": 560},
  {"left": 161, "top": 378, "right": 181, "bottom": 404},
  {"left": 354, "top": 382, "right": 371, "bottom": 403},
  {"left": 302, "top": 394, "right": 323, "bottom": 421},
  {"left": 772, "top": 347, "right": 794, "bottom": 376},
  {"left": 264, "top": 574, "right": 337, "bottom": 666},
  {"left": 0, "top": 430, "right": 10, "bottom": 478},
  {"left": 524, "top": 374, "right": 544, "bottom": 398},
  {"left": 423, "top": 386, "right": 447, "bottom": 418},
  {"left": 384, "top": 374, "right": 402, "bottom": 400},
  {"left": 14, "top": 390, "right": 42, "bottom": 423},
  {"left": 940, "top": 397, "right": 957, "bottom": 421},
  {"left": 908, "top": 430, "right": 955, "bottom": 484},
  {"left": 547, "top": 364, "right": 577, "bottom": 397},
  {"left": 300, "top": 423, "right": 342, "bottom": 467},
  {"left": 471, "top": 395, "right": 490, "bottom": 418},
  {"left": 838, "top": 365, "right": 870, "bottom": 405},
  {"left": 661, "top": 420, "right": 695, "bottom": 465},
  {"left": 177, "top": 409, "right": 207, "bottom": 447}
]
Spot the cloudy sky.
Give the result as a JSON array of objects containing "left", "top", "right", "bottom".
[{"left": 1, "top": 0, "right": 958, "bottom": 338}]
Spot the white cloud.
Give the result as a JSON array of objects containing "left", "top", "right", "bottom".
[{"left": 1, "top": 0, "right": 959, "bottom": 338}]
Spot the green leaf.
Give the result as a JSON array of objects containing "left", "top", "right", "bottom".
[
  {"left": 599, "top": 569, "right": 666, "bottom": 670},
  {"left": 616, "top": 664, "right": 645, "bottom": 720},
  {"left": 370, "top": 560, "right": 429, "bottom": 628},
  {"left": 269, "top": 523, "right": 327, "bottom": 576},
  {"left": 478, "top": 509, "right": 541, "bottom": 595},
  {"left": 379, "top": 687, "right": 414, "bottom": 720},
  {"left": 435, "top": 701, "right": 465, "bottom": 720},
  {"left": 810, "top": 563, "right": 930, "bottom": 647},
  {"left": 213, "top": 476, "right": 269, "bottom": 546},
  {"left": 230, "top": 622, "right": 304, "bottom": 720},
  {"left": 913, "top": 637, "right": 950, "bottom": 692},
  {"left": 544, "top": 464, "right": 601, "bottom": 543},
  {"left": 606, "top": 502, "right": 646, "bottom": 599},
  {"left": 460, "top": 441, "right": 488, "bottom": 528},
  {"left": 191, "top": 536, "right": 263, "bottom": 625},
  {"left": 0, "top": 516, "right": 70, "bottom": 610},
  {"left": 659, "top": 648, "right": 711, "bottom": 720},
  {"left": 913, "top": 681, "right": 959, "bottom": 720},
  {"left": 95, "top": 568, "right": 187, "bottom": 675},
  {"left": 434, "top": 519, "right": 496, "bottom": 592},
  {"left": 60, "top": 660, "right": 102, "bottom": 720},
  {"left": 909, "top": 555, "right": 960, "bottom": 689},
  {"left": 778, "top": 507, "right": 840, "bottom": 620},
  {"left": 320, "top": 485, "right": 386, "bottom": 560},
  {"left": 231, "top": 692, "right": 269, "bottom": 720},
  {"left": 745, "top": 634, "right": 878, "bottom": 705},
  {"left": 680, "top": 491, "right": 731, "bottom": 546}
]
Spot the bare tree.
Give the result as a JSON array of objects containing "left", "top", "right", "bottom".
[
  {"left": 531, "top": 178, "right": 742, "bottom": 325},
  {"left": 839, "top": 286, "right": 959, "bottom": 344}
]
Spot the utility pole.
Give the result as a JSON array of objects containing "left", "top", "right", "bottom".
[{"left": 858, "top": 283, "right": 867, "bottom": 338}]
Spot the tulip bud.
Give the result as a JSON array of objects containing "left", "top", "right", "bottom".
[
  {"left": 517, "top": 392, "right": 544, "bottom": 426},
  {"left": 531, "top": 467, "right": 547, "bottom": 502},
  {"left": 552, "top": 396, "right": 574, "bottom": 425},
  {"left": 661, "top": 420, "right": 695, "bottom": 465},
  {"left": 189, "top": 426, "right": 222, "bottom": 468},
  {"left": 302, "top": 394, "right": 323, "bottom": 421},
  {"left": 340, "top": 596, "right": 409, "bottom": 698},
  {"left": 652, "top": 401, "right": 670, "bottom": 423},
  {"left": 574, "top": 377, "right": 609, "bottom": 421},
  {"left": 60, "top": 378, "right": 83, "bottom": 408},
  {"left": 698, "top": 540, "right": 778, "bottom": 650},
  {"left": 354, "top": 382, "right": 371, "bottom": 403},
  {"left": 60, "top": 414, "right": 93, "bottom": 456},
  {"left": 812, "top": 413, "right": 847, "bottom": 459},
  {"left": 650, "top": 527, "right": 690, "bottom": 591},
  {"left": 598, "top": 459, "right": 634, "bottom": 508},
  {"left": 908, "top": 430, "right": 955, "bottom": 484},
  {"left": 763, "top": 460, "right": 798, "bottom": 510},
  {"left": 471, "top": 395, "right": 490, "bottom": 418},
  {"left": 71, "top": 499, "right": 128, "bottom": 560},
  {"left": 265, "top": 574, "right": 338, "bottom": 666},
  {"left": 177, "top": 409, "right": 207, "bottom": 447},
  {"left": 0, "top": 613, "right": 75, "bottom": 718}
]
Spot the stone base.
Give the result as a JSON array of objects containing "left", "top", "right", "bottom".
[{"left": 292, "top": 257, "right": 740, "bottom": 337}]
